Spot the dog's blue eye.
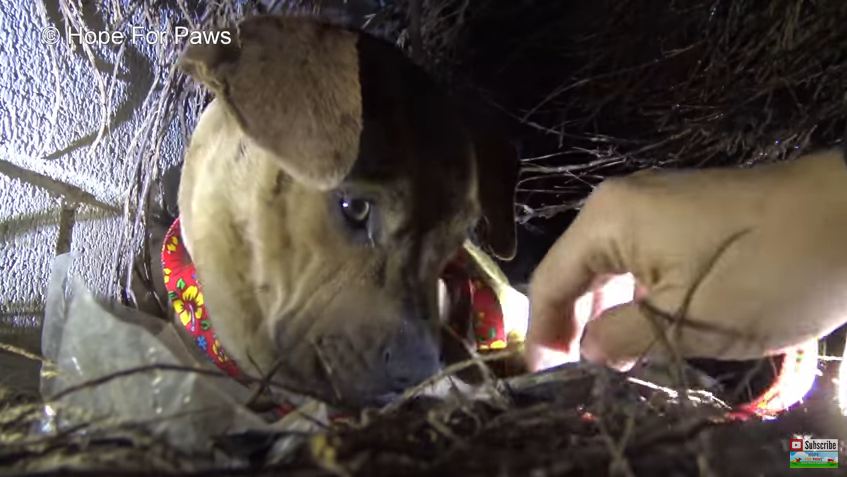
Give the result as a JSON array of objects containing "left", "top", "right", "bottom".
[{"left": 340, "top": 197, "right": 371, "bottom": 226}]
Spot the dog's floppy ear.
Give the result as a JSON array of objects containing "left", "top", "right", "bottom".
[
  {"left": 464, "top": 103, "right": 519, "bottom": 261},
  {"left": 179, "top": 16, "right": 363, "bottom": 190}
]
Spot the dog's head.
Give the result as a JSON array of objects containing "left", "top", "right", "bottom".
[{"left": 179, "top": 16, "right": 517, "bottom": 406}]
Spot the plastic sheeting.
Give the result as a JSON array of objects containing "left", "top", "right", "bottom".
[{"left": 39, "top": 253, "right": 328, "bottom": 465}]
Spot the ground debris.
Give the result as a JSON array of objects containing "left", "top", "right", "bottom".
[{"left": 3, "top": 360, "right": 845, "bottom": 476}]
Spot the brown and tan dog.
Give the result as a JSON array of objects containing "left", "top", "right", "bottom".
[{"left": 175, "top": 15, "right": 518, "bottom": 407}]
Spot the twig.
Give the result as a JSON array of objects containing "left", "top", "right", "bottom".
[
  {"left": 54, "top": 201, "right": 77, "bottom": 256},
  {"left": 47, "top": 363, "right": 231, "bottom": 402},
  {"left": 636, "top": 228, "right": 756, "bottom": 368},
  {"left": 313, "top": 339, "right": 344, "bottom": 403},
  {"left": 0, "top": 160, "right": 120, "bottom": 213},
  {"left": 381, "top": 349, "right": 517, "bottom": 414},
  {"left": 407, "top": 0, "right": 424, "bottom": 63},
  {"left": 245, "top": 358, "right": 286, "bottom": 412},
  {"left": 0, "top": 343, "right": 49, "bottom": 364}
]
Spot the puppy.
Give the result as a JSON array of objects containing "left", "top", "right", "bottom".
[{"left": 176, "top": 15, "right": 518, "bottom": 407}]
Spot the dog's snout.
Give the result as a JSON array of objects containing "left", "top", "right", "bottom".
[
  {"left": 382, "top": 325, "right": 441, "bottom": 389},
  {"left": 274, "top": 313, "right": 443, "bottom": 404}
]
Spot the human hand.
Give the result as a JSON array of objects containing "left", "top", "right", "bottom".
[{"left": 525, "top": 149, "right": 847, "bottom": 372}]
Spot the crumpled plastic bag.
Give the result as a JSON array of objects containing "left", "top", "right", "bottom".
[{"left": 39, "top": 253, "right": 328, "bottom": 464}]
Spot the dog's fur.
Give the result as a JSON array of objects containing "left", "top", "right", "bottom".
[{"left": 176, "top": 16, "right": 518, "bottom": 406}]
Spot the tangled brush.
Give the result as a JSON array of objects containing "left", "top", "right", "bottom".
[{"left": 370, "top": 0, "right": 847, "bottom": 223}]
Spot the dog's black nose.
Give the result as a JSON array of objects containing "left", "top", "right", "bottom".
[{"left": 382, "top": 323, "right": 441, "bottom": 390}]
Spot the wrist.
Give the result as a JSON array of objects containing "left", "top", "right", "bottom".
[{"left": 772, "top": 148, "right": 847, "bottom": 203}]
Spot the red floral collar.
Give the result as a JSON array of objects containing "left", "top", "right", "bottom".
[
  {"left": 162, "top": 218, "right": 243, "bottom": 380},
  {"left": 161, "top": 217, "right": 508, "bottom": 380}
]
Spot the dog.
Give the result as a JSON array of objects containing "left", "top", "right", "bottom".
[{"left": 171, "top": 15, "right": 519, "bottom": 407}]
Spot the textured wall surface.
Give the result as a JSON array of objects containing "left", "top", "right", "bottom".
[{"left": 0, "top": 1, "right": 184, "bottom": 394}]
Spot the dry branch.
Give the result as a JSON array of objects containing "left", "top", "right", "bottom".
[{"left": 0, "top": 159, "right": 119, "bottom": 213}]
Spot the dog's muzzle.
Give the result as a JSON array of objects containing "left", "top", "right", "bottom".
[
  {"left": 381, "top": 320, "right": 442, "bottom": 389},
  {"left": 299, "top": 317, "right": 442, "bottom": 402}
]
